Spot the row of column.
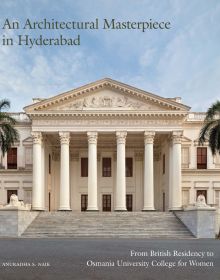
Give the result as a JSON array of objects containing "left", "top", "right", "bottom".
[{"left": 31, "top": 131, "right": 182, "bottom": 211}]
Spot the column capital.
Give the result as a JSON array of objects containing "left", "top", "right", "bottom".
[
  {"left": 144, "top": 131, "right": 155, "bottom": 144},
  {"left": 171, "top": 131, "right": 183, "bottom": 144},
  {"left": 59, "top": 132, "right": 70, "bottom": 145},
  {"left": 87, "top": 132, "right": 98, "bottom": 144},
  {"left": 116, "top": 131, "right": 127, "bottom": 144},
  {"left": 31, "top": 132, "right": 42, "bottom": 144}
]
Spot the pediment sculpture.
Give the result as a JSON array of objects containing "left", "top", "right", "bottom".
[
  {"left": 0, "top": 194, "right": 31, "bottom": 211},
  {"left": 195, "top": 194, "right": 207, "bottom": 207},
  {"left": 57, "top": 96, "right": 146, "bottom": 110},
  {"left": 184, "top": 194, "right": 216, "bottom": 211}
]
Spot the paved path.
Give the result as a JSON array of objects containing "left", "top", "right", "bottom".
[{"left": 0, "top": 238, "right": 219, "bottom": 280}]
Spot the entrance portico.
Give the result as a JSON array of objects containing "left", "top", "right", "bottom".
[
  {"left": 31, "top": 129, "right": 183, "bottom": 212},
  {"left": 25, "top": 78, "right": 189, "bottom": 212}
]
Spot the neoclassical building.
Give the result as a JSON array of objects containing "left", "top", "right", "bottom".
[{"left": 0, "top": 78, "right": 220, "bottom": 212}]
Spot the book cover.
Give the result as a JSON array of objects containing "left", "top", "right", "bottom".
[{"left": 0, "top": 1, "right": 219, "bottom": 280}]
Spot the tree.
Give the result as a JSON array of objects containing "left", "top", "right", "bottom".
[
  {"left": 0, "top": 99, "right": 19, "bottom": 156},
  {"left": 199, "top": 100, "right": 220, "bottom": 155}
]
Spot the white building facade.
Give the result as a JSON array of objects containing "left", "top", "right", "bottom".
[{"left": 0, "top": 78, "right": 220, "bottom": 212}]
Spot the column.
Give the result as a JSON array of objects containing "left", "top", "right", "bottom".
[
  {"left": 87, "top": 132, "right": 98, "bottom": 211},
  {"left": 170, "top": 131, "right": 182, "bottom": 210},
  {"left": 32, "top": 132, "right": 44, "bottom": 210},
  {"left": 115, "top": 131, "right": 127, "bottom": 211},
  {"left": 168, "top": 142, "right": 173, "bottom": 209},
  {"left": 41, "top": 141, "right": 45, "bottom": 210},
  {"left": 59, "top": 132, "right": 71, "bottom": 211},
  {"left": 143, "top": 131, "right": 155, "bottom": 211}
]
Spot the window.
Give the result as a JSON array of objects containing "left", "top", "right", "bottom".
[
  {"left": 7, "top": 148, "right": 17, "bottom": 169},
  {"left": 81, "top": 158, "right": 88, "bottom": 177},
  {"left": 197, "top": 147, "right": 207, "bottom": 169},
  {"left": 102, "top": 195, "right": 111, "bottom": 211},
  {"left": 81, "top": 194, "right": 88, "bottom": 211},
  {"left": 162, "top": 154, "right": 165, "bottom": 174},
  {"left": 126, "top": 158, "right": 133, "bottom": 177},
  {"left": 25, "top": 147, "right": 32, "bottom": 168},
  {"left": 126, "top": 194, "right": 133, "bottom": 211},
  {"left": 102, "top": 157, "right": 111, "bottom": 177},
  {"left": 163, "top": 192, "right": 165, "bottom": 212},
  {"left": 7, "top": 190, "right": 18, "bottom": 203},
  {"left": 49, "top": 154, "right": 51, "bottom": 174},
  {"left": 182, "top": 147, "right": 189, "bottom": 168}
]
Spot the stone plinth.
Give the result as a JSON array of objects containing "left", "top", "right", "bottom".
[
  {"left": 0, "top": 210, "right": 39, "bottom": 237},
  {"left": 175, "top": 208, "right": 216, "bottom": 238}
]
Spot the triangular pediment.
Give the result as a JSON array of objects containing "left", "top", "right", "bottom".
[
  {"left": 22, "top": 137, "right": 33, "bottom": 146},
  {"left": 24, "top": 78, "right": 190, "bottom": 114},
  {"left": 182, "top": 136, "right": 192, "bottom": 144}
]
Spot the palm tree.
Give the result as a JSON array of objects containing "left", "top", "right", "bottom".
[
  {"left": 0, "top": 99, "right": 19, "bottom": 156},
  {"left": 199, "top": 100, "right": 220, "bottom": 155}
]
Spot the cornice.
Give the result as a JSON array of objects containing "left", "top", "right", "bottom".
[{"left": 27, "top": 110, "right": 188, "bottom": 119}]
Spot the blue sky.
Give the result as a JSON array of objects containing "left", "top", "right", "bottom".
[{"left": 0, "top": 0, "right": 219, "bottom": 112}]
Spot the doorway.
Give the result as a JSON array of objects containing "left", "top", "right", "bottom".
[
  {"left": 126, "top": 194, "right": 133, "bottom": 211},
  {"left": 102, "top": 194, "right": 111, "bottom": 211},
  {"left": 81, "top": 194, "right": 88, "bottom": 211}
]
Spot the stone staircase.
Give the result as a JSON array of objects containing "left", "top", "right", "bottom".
[{"left": 22, "top": 212, "right": 194, "bottom": 238}]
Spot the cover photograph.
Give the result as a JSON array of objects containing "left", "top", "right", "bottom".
[{"left": 0, "top": 0, "right": 219, "bottom": 279}]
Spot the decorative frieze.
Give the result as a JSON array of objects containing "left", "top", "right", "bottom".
[
  {"left": 57, "top": 96, "right": 146, "bottom": 110},
  {"left": 32, "top": 118, "right": 184, "bottom": 131}
]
